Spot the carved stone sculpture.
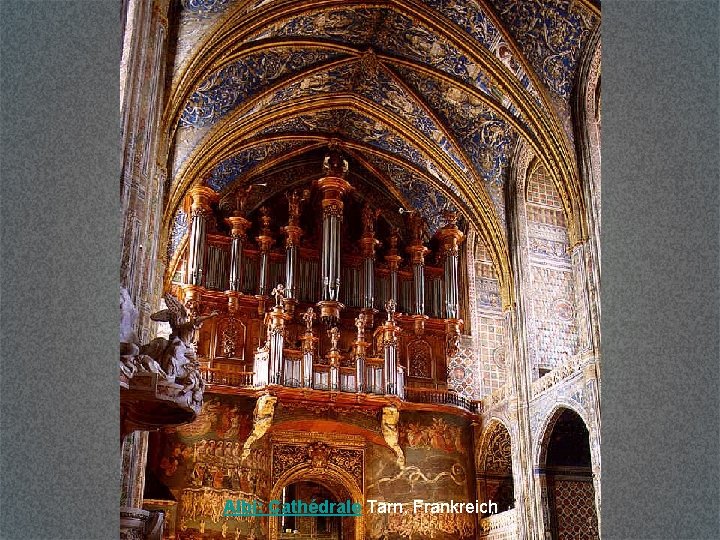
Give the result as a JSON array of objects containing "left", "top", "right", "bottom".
[{"left": 119, "top": 288, "right": 216, "bottom": 429}]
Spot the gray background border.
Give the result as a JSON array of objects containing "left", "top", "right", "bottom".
[
  {"left": 602, "top": 1, "right": 719, "bottom": 538},
  {"left": 1, "top": 1, "right": 718, "bottom": 538},
  {"left": 1, "top": 1, "right": 121, "bottom": 539}
]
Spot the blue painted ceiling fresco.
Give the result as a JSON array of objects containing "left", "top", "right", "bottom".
[
  {"left": 419, "top": 0, "right": 540, "bottom": 102},
  {"left": 256, "top": 108, "right": 436, "bottom": 182},
  {"left": 246, "top": 7, "right": 501, "bottom": 102},
  {"left": 487, "top": 0, "right": 599, "bottom": 100},
  {"left": 204, "top": 139, "right": 311, "bottom": 191},
  {"left": 362, "top": 153, "right": 458, "bottom": 235},
  {"left": 394, "top": 65, "right": 518, "bottom": 187},
  {"left": 172, "top": 1, "right": 599, "bottom": 231},
  {"left": 181, "top": 0, "right": 235, "bottom": 19},
  {"left": 180, "top": 48, "right": 346, "bottom": 127}
]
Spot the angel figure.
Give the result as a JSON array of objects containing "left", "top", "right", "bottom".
[
  {"left": 286, "top": 188, "right": 310, "bottom": 226},
  {"left": 328, "top": 326, "right": 340, "bottom": 351},
  {"left": 270, "top": 284, "right": 285, "bottom": 307},
  {"left": 233, "top": 182, "right": 266, "bottom": 216},
  {"left": 385, "top": 299, "right": 397, "bottom": 321},
  {"left": 361, "top": 203, "right": 381, "bottom": 236},
  {"left": 355, "top": 312, "right": 367, "bottom": 337},
  {"left": 145, "top": 294, "right": 218, "bottom": 384},
  {"left": 301, "top": 307, "right": 316, "bottom": 332}
]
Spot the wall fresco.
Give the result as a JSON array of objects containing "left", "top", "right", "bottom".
[
  {"left": 180, "top": 49, "right": 346, "bottom": 128},
  {"left": 152, "top": 395, "right": 269, "bottom": 539},
  {"left": 365, "top": 411, "right": 476, "bottom": 540},
  {"left": 488, "top": 0, "right": 599, "bottom": 101}
]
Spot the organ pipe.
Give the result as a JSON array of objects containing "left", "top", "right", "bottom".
[
  {"left": 283, "top": 189, "right": 309, "bottom": 314},
  {"left": 406, "top": 213, "right": 430, "bottom": 334},
  {"left": 316, "top": 147, "right": 351, "bottom": 325},
  {"left": 384, "top": 228, "right": 402, "bottom": 308},
  {"left": 256, "top": 206, "right": 274, "bottom": 299},
  {"left": 186, "top": 186, "right": 216, "bottom": 287},
  {"left": 436, "top": 211, "right": 465, "bottom": 357},
  {"left": 226, "top": 215, "right": 250, "bottom": 293},
  {"left": 380, "top": 299, "right": 401, "bottom": 395}
]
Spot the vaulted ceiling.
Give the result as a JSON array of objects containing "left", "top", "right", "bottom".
[{"left": 161, "top": 0, "right": 600, "bottom": 307}]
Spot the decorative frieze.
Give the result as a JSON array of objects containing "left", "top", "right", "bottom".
[{"left": 531, "top": 353, "right": 592, "bottom": 397}]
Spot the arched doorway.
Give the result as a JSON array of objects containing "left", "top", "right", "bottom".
[
  {"left": 269, "top": 464, "right": 363, "bottom": 540},
  {"left": 477, "top": 421, "right": 515, "bottom": 516},
  {"left": 539, "top": 408, "right": 599, "bottom": 539},
  {"left": 277, "top": 481, "right": 343, "bottom": 539}
]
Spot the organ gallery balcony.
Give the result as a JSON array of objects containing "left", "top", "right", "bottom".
[{"left": 166, "top": 158, "right": 475, "bottom": 414}]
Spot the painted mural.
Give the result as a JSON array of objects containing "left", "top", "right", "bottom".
[
  {"left": 362, "top": 155, "right": 458, "bottom": 235},
  {"left": 488, "top": 0, "right": 599, "bottom": 100},
  {"left": 395, "top": 65, "right": 519, "bottom": 189},
  {"left": 365, "top": 411, "right": 476, "bottom": 540},
  {"left": 153, "top": 395, "right": 269, "bottom": 539},
  {"left": 180, "top": 48, "right": 346, "bottom": 128},
  {"left": 205, "top": 139, "right": 310, "bottom": 192},
  {"left": 420, "top": 0, "right": 540, "bottom": 103},
  {"left": 272, "top": 401, "right": 382, "bottom": 435}
]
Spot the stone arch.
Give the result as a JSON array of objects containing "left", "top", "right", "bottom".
[
  {"left": 534, "top": 401, "right": 591, "bottom": 467},
  {"left": 269, "top": 462, "right": 364, "bottom": 540},
  {"left": 476, "top": 419, "right": 515, "bottom": 515},
  {"left": 535, "top": 406, "right": 599, "bottom": 540}
]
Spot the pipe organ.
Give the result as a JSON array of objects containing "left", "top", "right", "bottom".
[{"left": 170, "top": 150, "right": 471, "bottom": 407}]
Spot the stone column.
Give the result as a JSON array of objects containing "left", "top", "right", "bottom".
[
  {"left": 316, "top": 147, "right": 351, "bottom": 326},
  {"left": 186, "top": 185, "right": 216, "bottom": 287},
  {"left": 226, "top": 215, "right": 250, "bottom": 293},
  {"left": 120, "top": 431, "right": 150, "bottom": 539},
  {"left": 503, "top": 305, "right": 542, "bottom": 540},
  {"left": 119, "top": 1, "right": 171, "bottom": 536},
  {"left": 571, "top": 241, "right": 601, "bottom": 356},
  {"left": 584, "top": 361, "right": 602, "bottom": 534}
]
